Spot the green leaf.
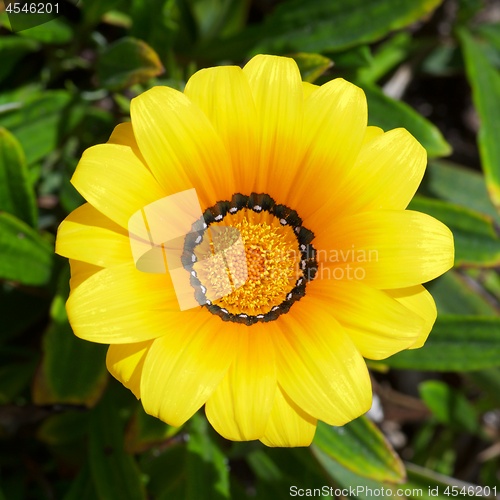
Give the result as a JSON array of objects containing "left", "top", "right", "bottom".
[
  {"left": 405, "top": 463, "right": 481, "bottom": 499},
  {"left": 474, "top": 267, "right": 500, "bottom": 304},
  {"left": 247, "top": 450, "right": 284, "bottom": 482},
  {"left": 37, "top": 411, "right": 89, "bottom": 446},
  {"left": 419, "top": 380, "right": 479, "bottom": 434},
  {"left": 0, "top": 467, "right": 25, "bottom": 500},
  {"left": 409, "top": 195, "right": 500, "bottom": 267},
  {"left": 0, "top": 128, "right": 36, "bottom": 226},
  {"left": 246, "top": 447, "right": 329, "bottom": 498},
  {"left": 81, "top": 0, "right": 126, "bottom": 26},
  {"left": 0, "top": 90, "right": 72, "bottom": 165},
  {"left": 125, "top": 405, "right": 181, "bottom": 453},
  {"left": 63, "top": 461, "right": 99, "bottom": 500},
  {"left": 456, "top": 0, "right": 484, "bottom": 24},
  {"left": 423, "top": 161, "right": 500, "bottom": 224},
  {"left": 0, "top": 466, "right": 27, "bottom": 500},
  {"left": 17, "top": 17, "right": 73, "bottom": 44},
  {"left": 0, "top": 283, "right": 51, "bottom": 342},
  {"left": 33, "top": 267, "right": 108, "bottom": 406},
  {"left": 363, "top": 85, "right": 452, "bottom": 158},
  {"left": 357, "top": 32, "right": 412, "bottom": 85},
  {"left": 475, "top": 23, "right": 500, "bottom": 63},
  {"left": 89, "top": 384, "right": 146, "bottom": 500},
  {"left": 385, "top": 316, "right": 500, "bottom": 371},
  {"left": 427, "top": 271, "right": 497, "bottom": 316},
  {"left": 0, "top": 35, "right": 39, "bottom": 84},
  {"left": 311, "top": 448, "right": 402, "bottom": 499},
  {"left": 311, "top": 452, "right": 476, "bottom": 500},
  {"left": 466, "top": 368, "right": 500, "bottom": 407},
  {"left": 185, "top": 413, "right": 230, "bottom": 500},
  {"left": 292, "top": 53, "right": 333, "bottom": 83},
  {"left": 189, "top": 0, "right": 249, "bottom": 40},
  {"left": 0, "top": 212, "right": 53, "bottom": 286},
  {"left": 330, "top": 45, "right": 373, "bottom": 70},
  {"left": 139, "top": 439, "right": 187, "bottom": 500},
  {"left": 312, "top": 418, "right": 405, "bottom": 483},
  {"left": 204, "top": 0, "right": 442, "bottom": 60},
  {"left": 127, "top": 0, "right": 178, "bottom": 62},
  {"left": 0, "top": 358, "right": 37, "bottom": 403},
  {"left": 421, "top": 44, "right": 462, "bottom": 76},
  {"left": 459, "top": 28, "right": 500, "bottom": 209},
  {"left": 255, "top": 0, "right": 443, "bottom": 54},
  {"left": 97, "top": 37, "right": 164, "bottom": 90}
]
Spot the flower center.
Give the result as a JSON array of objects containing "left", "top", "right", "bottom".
[
  {"left": 182, "top": 193, "right": 317, "bottom": 325},
  {"left": 197, "top": 212, "right": 300, "bottom": 313}
]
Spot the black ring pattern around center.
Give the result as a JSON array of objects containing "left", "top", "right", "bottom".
[{"left": 181, "top": 193, "right": 318, "bottom": 326}]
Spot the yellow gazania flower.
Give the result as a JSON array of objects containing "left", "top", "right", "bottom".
[{"left": 55, "top": 55, "right": 454, "bottom": 447}]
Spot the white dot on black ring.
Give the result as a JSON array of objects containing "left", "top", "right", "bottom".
[
  {"left": 280, "top": 219, "right": 287, "bottom": 225},
  {"left": 214, "top": 214, "right": 223, "bottom": 221}
]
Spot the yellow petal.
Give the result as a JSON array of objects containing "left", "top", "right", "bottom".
[
  {"left": 308, "top": 279, "right": 425, "bottom": 360},
  {"left": 287, "top": 78, "right": 368, "bottom": 224},
  {"left": 260, "top": 385, "right": 317, "bottom": 447},
  {"left": 302, "top": 81, "right": 318, "bottom": 100},
  {"left": 71, "top": 144, "right": 165, "bottom": 228},
  {"left": 56, "top": 203, "right": 131, "bottom": 268},
  {"left": 60, "top": 202, "right": 126, "bottom": 234},
  {"left": 334, "top": 128, "right": 427, "bottom": 217},
  {"left": 184, "top": 66, "right": 259, "bottom": 197},
  {"left": 69, "top": 259, "right": 102, "bottom": 289},
  {"left": 302, "top": 78, "right": 367, "bottom": 176},
  {"left": 243, "top": 55, "right": 304, "bottom": 197},
  {"left": 386, "top": 285, "right": 437, "bottom": 349},
  {"left": 66, "top": 262, "right": 182, "bottom": 343},
  {"left": 140, "top": 314, "right": 238, "bottom": 427},
  {"left": 317, "top": 210, "right": 454, "bottom": 289},
  {"left": 130, "top": 86, "right": 232, "bottom": 208},
  {"left": 272, "top": 303, "right": 372, "bottom": 425},
  {"left": 205, "top": 327, "right": 276, "bottom": 441},
  {"left": 107, "top": 121, "right": 146, "bottom": 164},
  {"left": 362, "top": 125, "right": 384, "bottom": 146},
  {"left": 106, "top": 340, "right": 152, "bottom": 398}
]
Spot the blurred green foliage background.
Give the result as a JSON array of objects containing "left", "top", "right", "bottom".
[{"left": 1, "top": 0, "right": 500, "bottom": 498}]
